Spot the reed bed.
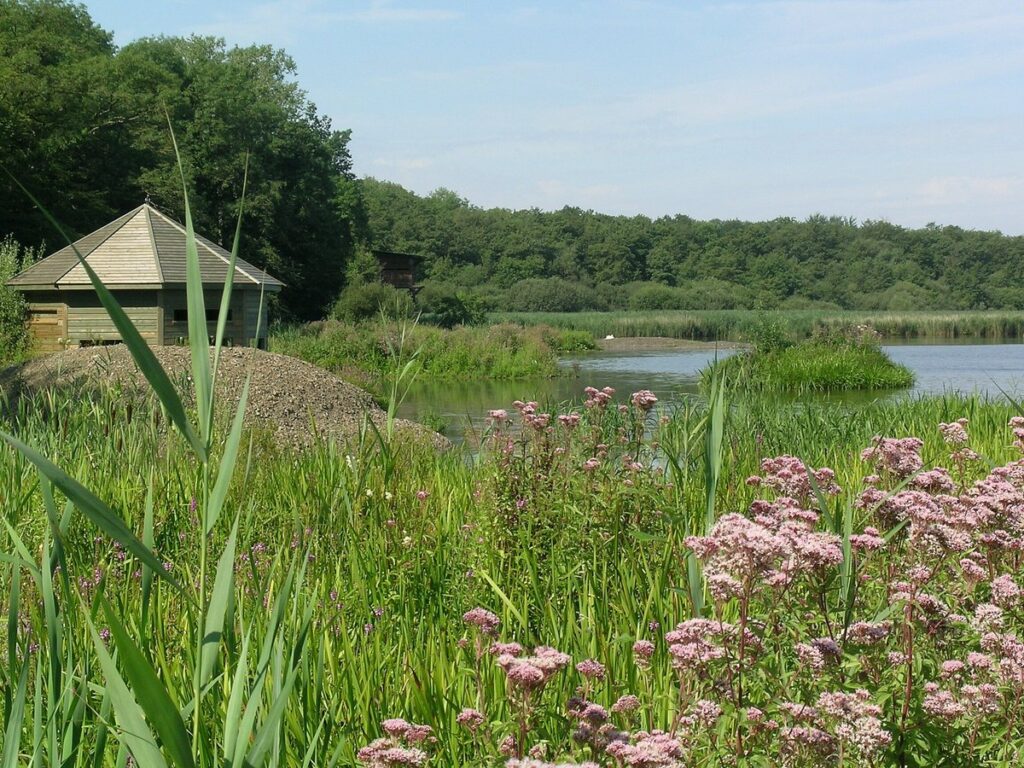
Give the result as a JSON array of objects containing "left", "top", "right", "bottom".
[
  {"left": 3, "top": 377, "right": 1024, "bottom": 765},
  {"left": 494, "top": 310, "right": 1024, "bottom": 342}
]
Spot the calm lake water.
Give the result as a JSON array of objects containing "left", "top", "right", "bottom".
[{"left": 399, "top": 340, "right": 1024, "bottom": 437}]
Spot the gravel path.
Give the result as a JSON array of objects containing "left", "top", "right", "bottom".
[{"left": 0, "top": 346, "right": 444, "bottom": 449}]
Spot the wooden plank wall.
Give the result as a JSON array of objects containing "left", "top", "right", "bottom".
[
  {"left": 64, "top": 291, "right": 159, "bottom": 344},
  {"left": 161, "top": 289, "right": 247, "bottom": 347},
  {"left": 242, "top": 291, "right": 269, "bottom": 347},
  {"left": 26, "top": 301, "right": 67, "bottom": 353}
]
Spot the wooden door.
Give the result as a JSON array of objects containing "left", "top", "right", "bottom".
[{"left": 27, "top": 303, "right": 67, "bottom": 353}]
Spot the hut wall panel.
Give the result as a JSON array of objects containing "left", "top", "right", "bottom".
[
  {"left": 65, "top": 291, "right": 159, "bottom": 343},
  {"left": 242, "top": 291, "right": 268, "bottom": 345},
  {"left": 26, "top": 301, "right": 67, "bottom": 353},
  {"left": 161, "top": 289, "right": 246, "bottom": 347}
]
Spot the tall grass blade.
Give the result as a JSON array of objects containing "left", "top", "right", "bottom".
[
  {"left": 200, "top": 515, "right": 240, "bottom": 686},
  {"left": 166, "top": 118, "right": 212, "bottom": 447},
  {"left": 703, "top": 371, "right": 726, "bottom": 532},
  {"left": 207, "top": 378, "right": 250, "bottom": 534},
  {"left": 6, "top": 563, "right": 18, "bottom": 680},
  {"left": 1, "top": 660, "right": 29, "bottom": 768},
  {"left": 213, "top": 156, "right": 249, "bottom": 376},
  {"left": 245, "top": 605, "right": 312, "bottom": 767},
  {"left": 85, "top": 615, "right": 169, "bottom": 768},
  {"left": 222, "top": 626, "right": 252, "bottom": 762},
  {"left": 101, "top": 600, "right": 194, "bottom": 768},
  {"left": 141, "top": 479, "right": 156, "bottom": 629}
]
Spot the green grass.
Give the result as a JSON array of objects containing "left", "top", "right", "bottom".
[
  {"left": 494, "top": 309, "right": 1024, "bottom": 341},
  {"left": 2, "top": 379, "right": 1022, "bottom": 764},
  {"left": 705, "top": 339, "right": 916, "bottom": 392},
  {"left": 269, "top": 320, "right": 594, "bottom": 394}
]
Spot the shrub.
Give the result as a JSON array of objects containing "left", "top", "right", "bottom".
[
  {"left": 0, "top": 236, "right": 36, "bottom": 362},
  {"left": 627, "top": 283, "right": 685, "bottom": 310},
  {"left": 331, "top": 281, "right": 412, "bottom": 322},
  {"left": 417, "top": 283, "right": 486, "bottom": 328},
  {"left": 706, "top": 331, "right": 914, "bottom": 392},
  {"left": 503, "top": 278, "right": 608, "bottom": 312},
  {"left": 676, "top": 278, "right": 755, "bottom": 309}
]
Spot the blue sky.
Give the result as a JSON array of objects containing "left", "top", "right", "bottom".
[{"left": 85, "top": 1, "right": 1024, "bottom": 233}]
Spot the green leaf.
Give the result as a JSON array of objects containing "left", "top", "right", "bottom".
[
  {"left": 245, "top": 605, "right": 312, "bottom": 767},
  {"left": 213, "top": 155, "right": 249, "bottom": 376},
  {"left": 141, "top": 479, "right": 156, "bottom": 629},
  {"left": 475, "top": 569, "right": 526, "bottom": 631},
  {"left": 166, "top": 116, "right": 212, "bottom": 449},
  {"left": 206, "top": 378, "right": 250, "bottom": 534},
  {"left": 85, "top": 614, "right": 169, "bottom": 768},
  {"left": 222, "top": 625, "right": 252, "bottom": 763},
  {"left": 101, "top": 600, "right": 194, "bottom": 768},
  {"left": 200, "top": 516, "right": 239, "bottom": 686},
  {"left": 0, "top": 430, "right": 179, "bottom": 592},
  {"left": 1, "top": 660, "right": 29, "bottom": 768},
  {"left": 6, "top": 562, "right": 18, "bottom": 673}
]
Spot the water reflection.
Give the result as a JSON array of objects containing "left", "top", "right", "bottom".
[{"left": 398, "top": 341, "right": 1024, "bottom": 439}]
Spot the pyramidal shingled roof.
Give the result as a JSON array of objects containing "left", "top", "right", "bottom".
[{"left": 8, "top": 204, "right": 283, "bottom": 291}]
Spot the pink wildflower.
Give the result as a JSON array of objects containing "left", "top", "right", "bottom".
[
  {"left": 463, "top": 607, "right": 501, "bottom": 636},
  {"left": 611, "top": 694, "right": 641, "bottom": 714},
  {"left": 455, "top": 708, "right": 485, "bottom": 732},
  {"left": 576, "top": 659, "right": 606, "bottom": 680},
  {"left": 630, "top": 390, "right": 658, "bottom": 412}
]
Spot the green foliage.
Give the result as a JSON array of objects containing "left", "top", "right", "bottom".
[
  {"left": 0, "top": 236, "right": 37, "bottom": 362},
  {"left": 344, "top": 245, "right": 382, "bottom": 286},
  {"left": 361, "top": 178, "right": 1024, "bottom": 312},
  {"left": 331, "top": 281, "right": 412, "bottom": 322},
  {"left": 3, "top": 369, "right": 1023, "bottom": 763},
  {"left": 417, "top": 283, "right": 486, "bottom": 328},
  {"left": 502, "top": 277, "right": 608, "bottom": 312},
  {"left": 270, "top": 320, "right": 567, "bottom": 386},
  {"left": 627, "top": 282, "right": 685, "bottom": 310},
  {"left": 746, "top": 314, "right": 793, "bottom": 353},
  {"left": 707, "top": 329, "right": 915, "bottom": 392},
  {"left": 494, "top": 308, "right": 1024, "bottom": 342}
]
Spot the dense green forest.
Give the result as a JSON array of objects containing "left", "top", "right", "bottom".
[
  {"left": 3, "top": 0, "right": 1023, "bottom": 322},
  {"left": 362, "top": 179, "right": 1024, "bottom": 312}
]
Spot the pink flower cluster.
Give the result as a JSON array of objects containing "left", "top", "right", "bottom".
[
  {"left": 746, "top": 455, "right": 840, "bottom": 503},
  {"left": 357, "top": 719, "right": 434, "bottom": 767},
  {"left": 630, "top": 390, "right": 658, "bottom": 412},
  {"left": 664, "top": 619, "right": 759, "bottom": 671},
  {"left": 605, "top": 730, "right": 684, "bottom": 767},
  {"left": 513, "top": 401, "right": 551, "bottom": 430},
  {"left": 583, "top": 386, "right": 615, "bottom": 409},
  {"left": 686, "top": 504, "right": 842, "bottom": 600},
  {"left": 860, "top": 435, "right": 924, "bottom": 478},
  {"left": 497, "top": 646, "right": 572, "bottom": 692},
  {"left": 463, "top": 607, "right": 501, "bottom": 636}
]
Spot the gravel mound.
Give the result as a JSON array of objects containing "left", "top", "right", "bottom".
[{"left": 0, "top": 346, "right": 445, "bottom": 450}]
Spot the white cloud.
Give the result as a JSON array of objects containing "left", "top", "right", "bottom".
[
  {"left": 916, "top": 176, "right": 1024, "bottom": 206},
  {"left": 197, "top": 0, "right": 459, "bottom": 44}
]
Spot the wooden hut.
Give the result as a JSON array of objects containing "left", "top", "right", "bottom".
[
  {"left": 373, "top": 250, "right": 423, "bottom": 294},
  {"left": 7, "top": 204, "right": 283, "bottom": 352}
]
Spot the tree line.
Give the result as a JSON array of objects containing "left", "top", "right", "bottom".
[{"left": 362, "top": 179, "right": 1024, "bottom": 312}]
